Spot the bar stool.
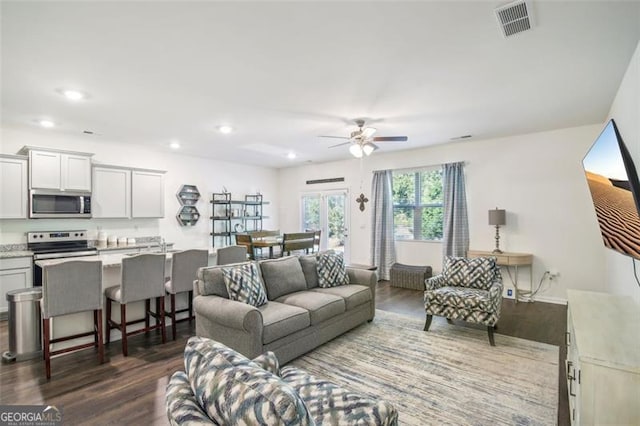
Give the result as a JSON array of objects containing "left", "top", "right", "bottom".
[
  {"left": 165, "top": 249, "right": 208, "bottom": 340},
  {"left": 41, "top": 260, "right": 104, "bottom": 380},
  {"left": 216, "top": 245, "right": 247, "bottom": 265},
  {"left": 104, "top": 253, "right": 166, "bottom": 356}
]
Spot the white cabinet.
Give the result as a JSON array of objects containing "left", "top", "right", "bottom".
[
  {"left": 132, "top": 170, "right": 165, "bottom": 218},
  {"left": 566, "top": 290, "right": 640, "bottom": 425},
  {"left": 92, "top": 165, "right": 165, "bottom": 219},
  {"left": 0, "top": 155, "right": 28, "bottom": 219},
  {"left": 21, "top": 147, "right": 93, "bottom": 191},
  {"left": 92, "top": 166, "right": 131, "bottom": 218},
  {"left": 0, "top": 257, "right": 32, "bottom": 315}
]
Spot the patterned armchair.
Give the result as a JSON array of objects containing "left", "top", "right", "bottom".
[{"left": 423, "top": 256, "right": 503, "bottom": 346}]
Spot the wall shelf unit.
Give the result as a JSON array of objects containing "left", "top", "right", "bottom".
[
  {"left": 210, "top": 193, "right": 268, "bottom": 246},
  {"left": 176, "top": 184, "right": 201, "bottom": 226}
]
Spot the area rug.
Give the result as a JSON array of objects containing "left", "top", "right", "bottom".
[{"left": 289, "top": 310, "right": 558, "bottom": 425}]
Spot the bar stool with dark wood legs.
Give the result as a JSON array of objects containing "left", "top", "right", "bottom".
[
  {"left": 41, "top": 260, "right": 104, "bottom": 380},
  {"left": 104, "top": 253, "right": 167, "bottom": 356},
  {"left": 165, "top": 249, "right": 208, "bottom": 340}
]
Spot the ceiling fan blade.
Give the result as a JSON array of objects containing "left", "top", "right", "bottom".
[
  {"left": 361, "top": 127, "right": 377, "bottom": 138},
  {"left": 319, "top": 135, "right": 350, "bottom": 139},
  {"left": 372, "top": 136, "right": 408, "bottom": 142},
  {"left": 328, "top": 141, "right": 352, "bottom": 148}
]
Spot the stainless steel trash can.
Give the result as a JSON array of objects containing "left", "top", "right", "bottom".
[{"left": 2, "top": 287, "right": 42, "bottom": 362}]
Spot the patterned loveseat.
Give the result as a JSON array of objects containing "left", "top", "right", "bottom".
[
  {"left": 423, "top": 256, "right": 503, "bottom": 345},
  {"left": 166, "top": 337, "right": 398, "bottom": 425},
  {"left": 193, "top": 252, "right": 377, "bottom": 364}
]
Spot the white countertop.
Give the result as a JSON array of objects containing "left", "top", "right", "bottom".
[{"left": 35, "top": 247, "right": 217, "bottom": 268}]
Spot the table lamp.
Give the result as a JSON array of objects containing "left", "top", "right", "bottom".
[{"left": 488, "top": 208, "right": 506, "bottom": 253}]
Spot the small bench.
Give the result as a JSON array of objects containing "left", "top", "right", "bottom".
[{"left": 390, "top": 263, "right": 433, "bottom": 290}]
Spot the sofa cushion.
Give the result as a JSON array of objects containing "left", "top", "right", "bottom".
[
  {"left": 280, "top": 365, "right": 398, "bottom": 426},
  {"left": 443, "top": 256, "right": 497, "bottom": 290},
  {"left": 222, "top": 262, "right": 268, "bottom": 307},
  {"left": 258, "top": 301, "right": 310, "bottom": 344},
  {"left": 275, "top": 291, "right": 346, "bottom": 325},
  {"left": 259, "top": 256, "right": 308, "bottom": 300},
  {"left": 317, "top": 251, "right": 350, "bottom": 288},
  {"left": 310, "top": 284, "right": 371, "bottom": 311},
  {"left": 184, "top": 337, "right": 313, "bottom": 425},
  {"left": 425, "top": 286, "right": 494, "bottom": 311},
  {"left": 298, "top": 255, "right": 319, "bottom": 289},
  {"left": 252, "top": 351, "right": 280, "bottom": 376},
  {"left": 197, "top": 265, "right": 231, "bottom": 298}
]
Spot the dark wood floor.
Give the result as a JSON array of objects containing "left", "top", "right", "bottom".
[{"left": 0, "top": 282, "right": 568, "bottom": 425}]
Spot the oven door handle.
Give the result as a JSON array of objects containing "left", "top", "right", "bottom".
[{"left": 33, "top": 251, "right": 98, "bottom": 260}]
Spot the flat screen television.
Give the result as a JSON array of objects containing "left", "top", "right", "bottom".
[{"left": 583, "top": 119, "right": 640, "bottom": 259}]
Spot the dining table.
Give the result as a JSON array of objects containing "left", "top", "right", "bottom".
[{"left": 251, "top": 237, "right": 283, "bottom": 259}]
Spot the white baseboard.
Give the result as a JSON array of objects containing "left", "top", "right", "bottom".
[{"left": 531, "top": 295, "right": 567, "bottom": 305}]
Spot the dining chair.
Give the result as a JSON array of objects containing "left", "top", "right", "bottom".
[
  {"left": 41, "top": 259, "right": 104, "bottom": 379},
  {"left": 281, "top": 232, "right": 316, "bottom": 256},
  {"left": 235, "top": 234, "right": 256, "bottom": 260},
  {"left": 165, "top": 249, "right": 209, "bottom": 340},
  {"left": 216, "top": 245, "right": 247, "bottom": 265},
  {"left": 305, "top": 229, "right": 322, "bottom": 253},
  {"left": 104, "top": 253, "right": 167, "bottom": 356}
]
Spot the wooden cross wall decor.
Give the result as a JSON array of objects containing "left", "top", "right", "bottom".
[{"left": 356, "top": 193, "right": 369, "bottom": 212}]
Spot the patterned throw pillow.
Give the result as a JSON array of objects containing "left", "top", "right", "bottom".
[
  {"left": 316, "top": 251, "right": 350, "bottom": 288},
  {"left": 222, "top": 262, "right": 268, "bottom": 306},
  {"left": 184, "top": 337, "right": 314, "bottom": 426},
  {"left": 443, "top": 256, "right": 497, "bottom": 290}
]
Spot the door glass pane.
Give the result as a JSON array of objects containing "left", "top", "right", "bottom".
[
  {"left": 326, "top": 194, "right": 346, "bottom": 253},
  {"left": 302, "top": 195, "right": 321, "bottom": 231}
]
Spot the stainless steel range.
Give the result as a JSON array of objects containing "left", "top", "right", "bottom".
[{"left": 28, "top": 230, "right": 98, "bottom": 286}]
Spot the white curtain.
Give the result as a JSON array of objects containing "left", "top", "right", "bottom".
[
  {"left": 370, "top": 170, "right": 396, "bottom": 280},
  {"left": 442, "top": 162, "right": 469, "bottom": 258}
]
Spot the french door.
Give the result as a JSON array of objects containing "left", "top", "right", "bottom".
[{"left": 301, "top": 190, "right": 349, "bottom": 261}]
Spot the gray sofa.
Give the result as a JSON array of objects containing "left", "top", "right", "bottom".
[{"left": 193, "top": 254, "right": 377, "bottom": 363}]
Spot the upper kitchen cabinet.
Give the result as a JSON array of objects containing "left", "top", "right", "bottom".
[
  {"left": 92, "top": 165, "right": 131, "bottom": 218},
  {"left": 131, "top": 169, "right": 165, "bottom": 218},
  {"left": 0, "top": 154, "right": 28, "bottom": 218},
  {"left": 19, "top": 146, "right": 93, "bottom": 191}
]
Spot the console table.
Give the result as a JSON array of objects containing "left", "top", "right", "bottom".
[{"left": 467, "top": 250, "right": 533, "bottom": 302}]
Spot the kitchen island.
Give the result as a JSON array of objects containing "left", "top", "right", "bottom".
[{"left": 35, "top": 248, "right": 217, "bottom": 350}]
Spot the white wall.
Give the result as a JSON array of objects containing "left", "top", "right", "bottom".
[
  {"left": 278, "top": 124, "right": 607, "bottom": 302},
  {"left": 0, "top": 126, "right": 279, "bottom": 248},
  {"left": 606, "top": 41, "right": 640, "bottom": 303}
]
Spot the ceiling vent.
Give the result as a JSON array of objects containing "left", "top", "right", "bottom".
[{"left": 495, "top": 0, "right": 534, "bottom": 38}]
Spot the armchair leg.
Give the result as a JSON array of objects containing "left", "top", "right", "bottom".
[
  {"left": 487, "top": 326, "right": 496, "bottom": 346},
  {"left": 423, "top": 314, "right": 433, "bottom": 331}
]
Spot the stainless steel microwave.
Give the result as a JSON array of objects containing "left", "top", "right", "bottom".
[{"left": 29, "top": 189, "right": 92, "bottom": 218}]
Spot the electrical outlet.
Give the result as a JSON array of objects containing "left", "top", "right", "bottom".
[{"left": 546, "top": 270, "right": 560, "bottom": 280}]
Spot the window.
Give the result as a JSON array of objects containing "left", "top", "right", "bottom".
[{"left": 392, "top": 168, "right": 444, "bottom": 240}]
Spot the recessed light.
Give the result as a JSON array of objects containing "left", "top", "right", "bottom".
[
  {"left": 287, "top": 152, "right": 297, "bottom": 160},
  {"left": 39, "top": 119, "right": 55, "bottom": 128},
  {"left": 63, "top": 89, "right": 85, "bottom": 101},
  {"left": 170, "top": 141, "right": 181, "bottom": 149},
  {"left": 218, "top": 125, "right": 233, "bottom": 134},
  {"left": 56, "top": 88, "right": 87, "bottom": 101}
]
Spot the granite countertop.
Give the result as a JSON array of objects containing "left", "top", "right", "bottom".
[
  {"left": 0, "top": 250, "right": 33, "bottom": 259},
  {"left": 95, "top": 242, "right": 164, "bottom": 252}
]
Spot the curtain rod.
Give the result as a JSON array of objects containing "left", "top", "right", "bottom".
[{"left": 372, "top": 161, "right": 466, "bottom": 174}]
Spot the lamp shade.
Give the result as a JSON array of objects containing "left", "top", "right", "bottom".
[{"left": 488, "top": 208, "right": 506, "bottom": 226}]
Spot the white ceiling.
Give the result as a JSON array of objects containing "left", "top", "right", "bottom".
[{"left": 2, "top": 1, "right": 639, "bottom": 168}]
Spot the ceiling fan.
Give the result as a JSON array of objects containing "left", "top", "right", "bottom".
[{"left": 319, "top": 119, "right": 408, "bottom": 158}]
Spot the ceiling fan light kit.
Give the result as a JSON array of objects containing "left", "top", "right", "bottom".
[{"left": 320, "top": 118, "right": 408, "bottom": 158}]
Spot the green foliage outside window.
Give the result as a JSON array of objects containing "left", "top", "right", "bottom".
[{"left": 392, "top": 169, "right": 444, "bottom": 240}]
